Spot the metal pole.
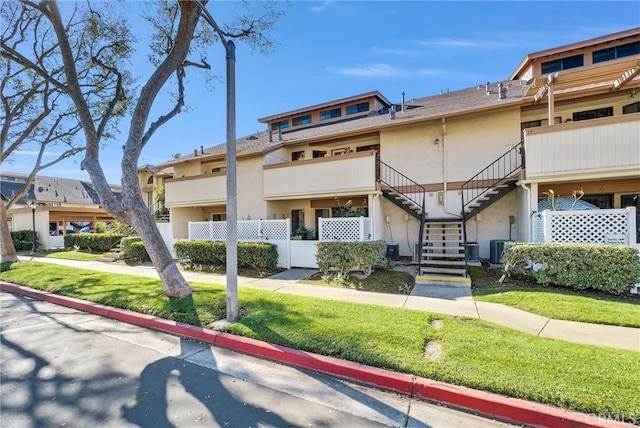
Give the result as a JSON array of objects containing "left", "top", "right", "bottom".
[
  {"left": 31, "top": 205, "right": 37, "bottom": 253},
  {"left": 225, "top": 39, "right": 238, "bottom": 323}
]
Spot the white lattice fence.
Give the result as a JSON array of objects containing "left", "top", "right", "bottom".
[
  {"left": 532, "top": 207, "right": 637, "bottom": 244},
  {"left": 318, "top": 217, "right": 372, "bottom": 241},
  {"left": 188, "top": 219, "right": 291, "bottom": 268}
]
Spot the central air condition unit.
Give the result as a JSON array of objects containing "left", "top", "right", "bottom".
[{"left": 490, "top": 239, "right": 509, "bottom": 264}]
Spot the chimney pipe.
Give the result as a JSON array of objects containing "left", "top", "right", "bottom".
[
  {"left": 389, "top": 105, "right": 396, "bottom": 121},
  {"left": 401, "top": 92, "right": 405, "bottom": 112},
  {"left": 485, "top": 81, "right": 490, "bottom": 95},
  {"left": 193, "top": 149, "right": 198, "bottom": 156},
  {"left": 498, "top": 83, "right": 507, "bottom": 100},
  {"left": 200, "top": 145, "right": 204, "bottom": 155},
  {"left": 278, "top": 129, "right": 282, "bottom": 141},
  {"left": 268, "top": 130, "right": 272, "bottom": 142}
]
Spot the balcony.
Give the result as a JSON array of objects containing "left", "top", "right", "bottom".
[
  {"left": 263, "top": 150, "right": 377, "bottom": 199},
  {"left": 164, "top": 173, "right": 226, "bottom": 207},
  {"left": 524, "top": 113, "right": 640, "bottom": 182}
]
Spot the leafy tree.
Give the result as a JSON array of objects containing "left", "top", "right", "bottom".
[{"left": 1, "top": 0, "right": 281, "bottom": 297}]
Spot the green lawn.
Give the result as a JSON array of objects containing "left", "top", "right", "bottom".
[
  {"left": 470, "top": 266, "right": 640, "bottom": 328},
  {"left": 300, "top": 269, "right": 415, "bottom": 295},
  {"left": 30, "top": 250, "right": 104, "bottom": 262},
  {"left": 1, "top": 261, "right": 639, "bottom": 422}
]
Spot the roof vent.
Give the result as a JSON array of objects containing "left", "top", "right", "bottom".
[
  {"left": 498, "top": 83, "right": 507, "bottom": 100},
  {"left": 200, "top": 145, "right": 204, "bottom": 155},
  {"left": 173, "top": 153, "right": 181, "bottom": 159},
  {"left": 278, "top": 129, "right": 282, "bottom": 141},
  {"left": 268, "top": 130, "right": 273, "bottom": 142},
  {"left": 193, "top": 149, "right": 198, "bottom": 156},
  {"left": 247, "top": 135, "right": 258, "bottom": 140},
  {"left": 485, "top": 81, "right": 491, "bottom": 95},
  {"left": 401, "top": 92, "right": 405, "bottom": 112},
  {"left": 389, "top": 105, "right": 396, "bottom": 121}
]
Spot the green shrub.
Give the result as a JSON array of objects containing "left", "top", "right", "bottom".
[
  {"left": 64, "top": 233, "right": 123, "bottom": 252},
  {"left": 128, "top": 241, "right": 151, "bottom": 262},
  {"left": 11, "top": 230, "right": 37, "bottom": 251},
  {"left": 503, "top": 242, "right": 640, "bottom": 294},
  {"left": 174, "top": 240, "right": 278, "bottom": 273},
  {"left": 316, "top": 241, "right": 388, "bottom": 282},
  {"left": 120, "top": 236, "right": 142, "bottom": 255}
]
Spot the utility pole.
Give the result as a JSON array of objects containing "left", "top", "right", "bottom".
[{"left": 194, "top": 1, "right": 238, "bottom": 322}]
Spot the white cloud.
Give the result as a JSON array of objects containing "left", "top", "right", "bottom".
[
  {"left": 14, "top": 150, "right": 63, "bottom": 157},
  {"left": 328, "top": 63, "right": 445, "bottom": 78},
  {"left": 310, "top": 0, "right": 335, "bottom": 13}
]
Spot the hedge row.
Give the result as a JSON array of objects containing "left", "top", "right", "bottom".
[
  {"left": 503, "top": 242, "right": 640, "bottom": 294},
  {"left": 11, "top": 230, "right": 38, "bottom": 251},
  {"left": 64, "top": 233, "right": 123, "bottom": 253},
  {"left": 316, "top": 240, "right": 389, "bottom": 282},
  {"left": 120, "top": 236, "right": 150, "bottom": 262},
  {"left": 173, "top": 240, "right": 278, "bottom": 273}
]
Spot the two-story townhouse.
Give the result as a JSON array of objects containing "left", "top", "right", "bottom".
[{"left": 141, "top": 27, "right": 639, "bottom": 275}]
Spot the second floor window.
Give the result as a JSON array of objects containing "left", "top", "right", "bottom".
[
  {"left": 541, "top": 54, "right": 583, "bottom": 74},
  {"left": 346, "top": 102, "right": 370, "bottom": 115},
  {"left": 272, "top": 120, "right": 289, "bottom": 130},
  {"left": 293, "top": 115, "right": 312, "bottom": 126},
  {"left": 572, "top": 106, "right": 613, "bottom": 122},
  {"left": 320, "top": 108, "right": 341, "bottom": 121},
  {"left": 593, "top": 41, "right": 640, "bottom": 63}
]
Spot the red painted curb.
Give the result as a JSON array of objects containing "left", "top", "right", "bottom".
[{"left": 2, "top": 281, "right": 631, "bottom": 428}]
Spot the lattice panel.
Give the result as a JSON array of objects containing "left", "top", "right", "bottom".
[
  {"left": 189, "top": 222, "right": 212, "bottom": 240},
  {"left": 319, "top": 217, "right": 371, "bottom": 241},
  {"left": 188, "top": 219, "right": 289, "bottom": 242},
  {"left": 548, "top": 210, "right": 629, "bottom": 244}
]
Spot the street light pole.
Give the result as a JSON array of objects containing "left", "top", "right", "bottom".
[
  {"left": 194, "top": 1, "right": 239, "bottom": 322},
  {"left": 29, "top": 201, "right": 37, "bottom": 253}
]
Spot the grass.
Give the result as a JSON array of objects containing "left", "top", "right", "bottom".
[
  {"left": 29, "top": 249, "right": 104, "bottom": 262},
  {"left": 300, "top": 269, "right": 415, "bottom": 295},
  {"left": 469, "top": 266, "right": 640, "bottom": 328},
  {"left": 1, "top": 261, "right": 639, "bottom": 422}
]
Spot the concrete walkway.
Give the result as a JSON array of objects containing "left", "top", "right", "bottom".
[{"left": 16, "top": 255, "right": 640, "bottom": 352}]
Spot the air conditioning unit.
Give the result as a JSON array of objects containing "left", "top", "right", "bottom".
[{"left": 490, "top": 239, "right": 509, "bottom": 264}]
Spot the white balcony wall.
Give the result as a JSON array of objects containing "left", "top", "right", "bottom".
[
  {"left": 524, "top": 114, "right": 640, "bottom": 181},
  {"left": 164, "top": 174, "right": 226, "bottom": 207},
  {"left": 263, "top": 151, "right": 377, "bottom": 199}
]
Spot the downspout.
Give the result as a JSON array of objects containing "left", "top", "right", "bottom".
[
  {"left": 517, "top": 181, "right": 532, "bottom": 242},
  {"left": 441, "top": 117, "right": 460, "bottom": 217}
]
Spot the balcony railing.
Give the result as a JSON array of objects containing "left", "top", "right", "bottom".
[
  {"left": 164, "top": 173, "right": 226, "bottom": 207},
  {"left": 524, "top": 113, "right": 640, "bottom": 180},
  {"left": 263, "top": 150, "right": 377, "bottom": 199}
]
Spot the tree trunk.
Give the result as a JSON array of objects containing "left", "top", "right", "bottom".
[
  {"left": 0, "top": 203, "right": 19, "bottom": 263},
  {"left": 125, "top": 196, "right": 193, "bottom": 298}
]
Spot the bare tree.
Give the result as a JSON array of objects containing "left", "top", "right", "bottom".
[{"left": 1, "top": 0, "right": 281, "bottom": 298}]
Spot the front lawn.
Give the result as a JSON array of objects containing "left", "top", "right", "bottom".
[
  {"left": 1, "top": 261, "right": 639, "bottom": 422},
  {"left": 470, "top": 266, "right": 640, "bottom": 328},
  {"left": 300, "top": 269, "right": 415, "bottom": 295},
  {"left": 29, "top": 250, "right": 104, "bottom": 262}
]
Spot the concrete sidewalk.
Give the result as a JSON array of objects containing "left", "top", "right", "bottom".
[{"left": 16, "top": 255, "right": 640, "bottom": 352}]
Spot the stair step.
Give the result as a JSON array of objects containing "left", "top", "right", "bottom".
[
  {"left": 421, "top": 252, "right": 466, "bottom": 258},
  {"left": 423, "top": 260, "right": 466, "bottom": 266},
  {"left": 420, "top": 267, "right": 467, "bottom": 275},
  {"left": 424, "top": 241, "right": 463, "bottom": 246}
]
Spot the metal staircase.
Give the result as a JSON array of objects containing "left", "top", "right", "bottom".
[{"left": 376, "top": 142, "right": 524, "bottom": 278}]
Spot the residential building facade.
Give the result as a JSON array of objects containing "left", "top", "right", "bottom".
[{"left": 140, "top": 28, "right": 640, "bottom": 273}]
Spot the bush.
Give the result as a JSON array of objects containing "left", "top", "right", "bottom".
[
  {"left": 64, "top": 233, "right": 123, "bottom": 252},
  {"left": 316, "top": 241, "right": 388, "bottom": 282},
  {"left": 174, "top": 240, "right": 278, "bottom": 273},
  {"left": 128, "top": 241, "right": 151, "bottom": 263},
  {"left": 11, "top": 230, "right": 37, "bottom": 251},
  {"left": 502, "top": 242, "right": 640, "bottom": 294},
  {"left": 120, "top": 236, "right": 142, "bottom": 255}
]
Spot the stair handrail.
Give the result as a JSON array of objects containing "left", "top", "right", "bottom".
[
  {"left": 460, "top": 141, "right": 524, "bottom": 215},
  {"left": 376, "top": 156, "right": 426, "bottom": 265}
]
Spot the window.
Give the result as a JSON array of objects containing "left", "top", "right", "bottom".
[
  {"left": 291, "top": 151, "right": 305, "bottom": 161},
  {"left": 572, "top": 107, "right": 613, "bottom": 122},
  {"left": 582, "top": 194, "right": 612, "bottom": 209},
  {"left": 541, "top": 54, "right": 583, "bottom": 74},
  {"left": 312, "top": 150, "right": 327, "bottom": 158},
  {"left": 212, "top": 214, "right": 226, "bottom": 221},
  {"left": 147, "top": 176, "right": 154, "bottom": 184},
  {"left": 320, "top": 108, "right": 341, "bottom": 120},
  {"left": 291, "top": 209, "right": 304, "bottom": 232},
  {"left": 593, "top": 41, "right": 640, "bottom": 63},
  {"left": 271, "top": 120, "right": 289, "bottom": 130},
  {"left": 212, "top": 167, "right": 226, "bottom": 173},
  {"left": 520, "top": 117, "right": 561, "bottom": 132},
  {"left": 623, "top": 101, "right": 639, "bottom": 114},
  {"left": 346, "top": 102, "right": 370, "bottom": 115},
  {"left": 292, "top": 115, "right": 312, "bottom": 126}
]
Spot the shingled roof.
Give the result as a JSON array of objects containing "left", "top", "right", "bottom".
[{"left": 156, "top": 79, "right": 532, "bottom": 168}]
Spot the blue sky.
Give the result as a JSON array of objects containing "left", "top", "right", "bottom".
[{"left": 9, "top": 1, "right": 640, "bottom": 185}]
